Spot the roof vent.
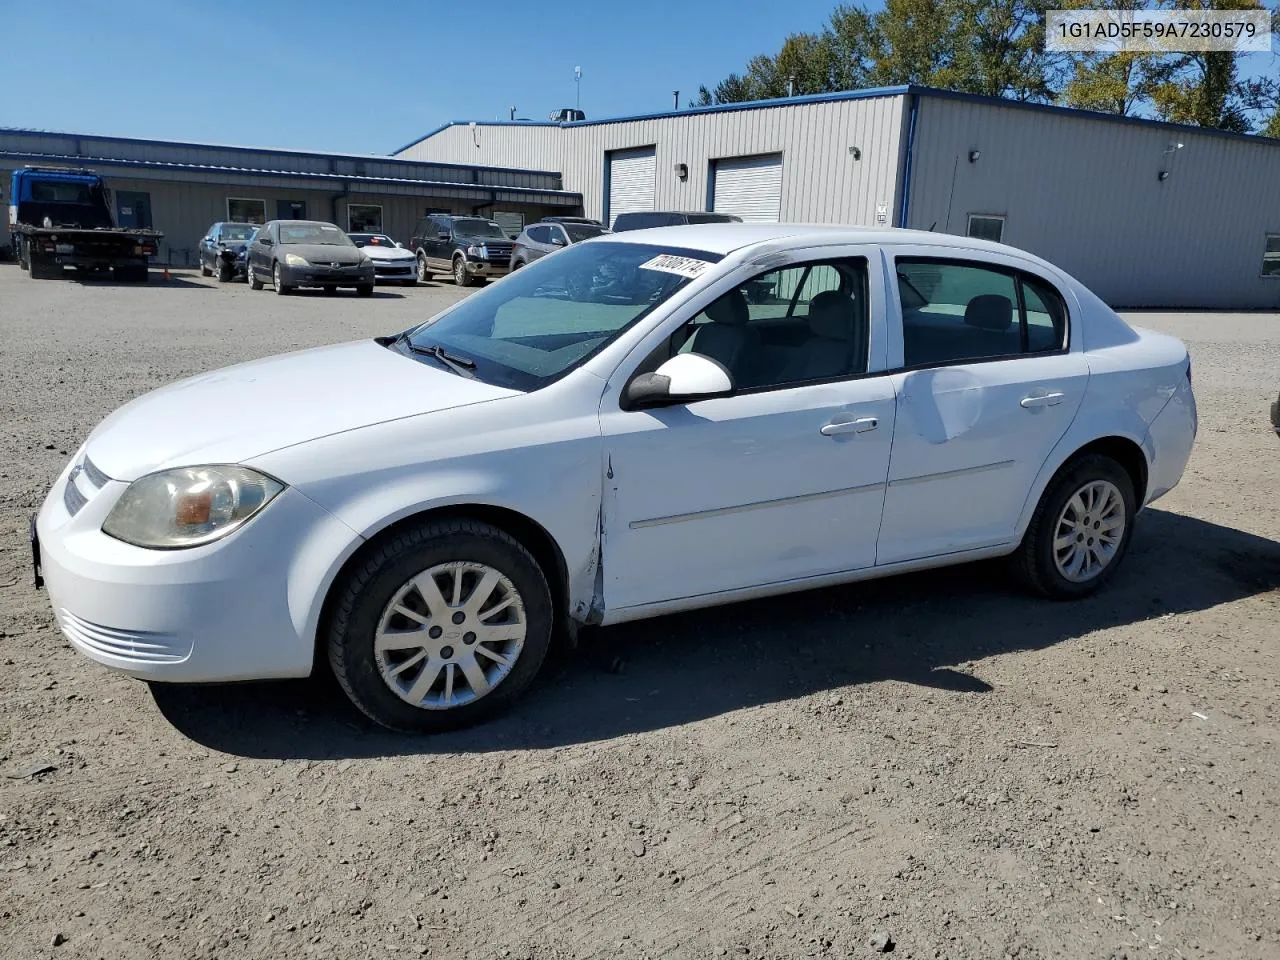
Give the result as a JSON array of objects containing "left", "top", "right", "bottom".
[{"left": 548, "top": 108, "right": 586, "bottom": 123}]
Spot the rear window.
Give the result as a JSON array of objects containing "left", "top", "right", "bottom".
[{"left": 29, "top": 181, "right": 94, "bottom": 203}]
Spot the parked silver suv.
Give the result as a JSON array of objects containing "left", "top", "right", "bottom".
[{"left": 509, "top": 218, "right": 610, "bottom": 270}]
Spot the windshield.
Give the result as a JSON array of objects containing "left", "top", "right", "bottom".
[
  {"left": 278, "top": 223, "right": 353, "bottom": 246},
  {"left": 401, "top": 241, "right": 721, "bottom": 391},
  {"left": 221, "top": 224, "right": 253, "bottom": 241},
  {"left": 452, "top": 218, "right": 508, "bottom": 239},
  {"left": 564, "top": 223, "right": 609, "bottom": 242},
  {"left": 350, "top": 233, "right": 396, "bottom": 247}
]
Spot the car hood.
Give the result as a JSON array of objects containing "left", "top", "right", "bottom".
[
  {"left": 364, "top": 245, "right": 414, "bottom": 261},
  {"left": 84, "top": 340, "right": 519, "bottom": 481},
  {"left": 282, "top": 243, "right": 366, "bottom": 264},
  {"left": 458, "top": 235, "right": 512, "bottom": 245}
]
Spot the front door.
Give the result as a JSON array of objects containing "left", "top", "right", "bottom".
[
  {"left": 600, "top": 251, "right": 896, "bottom": 614},
  {"left": 876, "top": 252, "right": 1088, "bottom": 564}
]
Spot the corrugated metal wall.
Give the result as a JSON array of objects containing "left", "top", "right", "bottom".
[
  {"left": 905, "top": 96, "right": 1280, "bottom": 309},
  {"left": 398, "top": 95, "right": 908, "bottom": 227}
]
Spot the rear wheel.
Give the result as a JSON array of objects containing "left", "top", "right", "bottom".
[
  {"left": 1012, "top": 453, "right": 1136, "bottom": 599},
  {"left": 453, "top": 256, "right": 474, "bottom": 287},
  {"left": 247, "top": 262, "right": 264, "bottom": 290},
  {"left": 327, "top": 519, "right": 553, "bottom": 732}
]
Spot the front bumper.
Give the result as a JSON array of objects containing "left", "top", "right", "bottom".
[
  {"left": 279, "top": 262, "right": 375, "bottom": 288},
  {"left": 463, "top": 258, "right": 510, "bottom": 277},
  {"left": 35, "top": 456, "right": 361, "bottom": 683},
  {"left": 370, "top": 259, "right": 417, "bottom": 282}
]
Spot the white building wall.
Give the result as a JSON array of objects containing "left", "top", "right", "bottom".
[
  {"left": 397, "top": 95, "right": 908, "bottom": 229},
  {"left": 905, "top": 96, "right": 1280, "bottom": 309}
]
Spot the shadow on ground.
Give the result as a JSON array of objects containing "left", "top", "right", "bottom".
[{"left": 151, "top": 509, "right": 1280, "bottom": 759}]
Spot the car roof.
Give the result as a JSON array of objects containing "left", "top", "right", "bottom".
[{"left": 599, "top": 223, "right": 1054, "bottom": 265}]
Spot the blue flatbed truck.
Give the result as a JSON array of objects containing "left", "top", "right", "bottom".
[{"left": 6, "top": 167, "right": 161, "bottom": 281}]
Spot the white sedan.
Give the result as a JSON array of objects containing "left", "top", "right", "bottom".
[
  {"left": 34, "top": 225, "right": 1197, "bottom": 732},
  {"left": 348, "top": 233, "right": 417, "bottom": 285}
]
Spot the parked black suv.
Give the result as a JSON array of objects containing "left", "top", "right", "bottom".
[
  {"left": 611, "top": 211, "right": 743, "bottom": 232},
  {"left": 411, "top": 214, "right": 514, "bottom": 286}
]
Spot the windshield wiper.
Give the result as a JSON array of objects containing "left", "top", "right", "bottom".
[{"left": 403, "top": 340, "right": 477, "bottom": 378}]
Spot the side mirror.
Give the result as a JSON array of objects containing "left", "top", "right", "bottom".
[
  {"left": 396, "top": 241, "right": 405, "bottom": 249},
  {"left": 551, "top": 237, "right": 566, "bottom": 247},
  {"left": 354, "top": 239, "right": 366, "bottom": 247},
  {"left": 261, "top": 237, "right": 273, "bottom": 246},
  {"left": 623, "top": 353, "right": 733, "bottom": 410},
  {"left": 202, "top": 236, "right": 212, "bottom": 243}
]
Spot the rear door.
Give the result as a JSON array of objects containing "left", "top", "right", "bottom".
[{"left": 877, "top": 249, "right": 1088, "bottom": 565}]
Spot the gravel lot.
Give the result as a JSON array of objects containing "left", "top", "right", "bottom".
[{"left": 1, "top": 265, "right": 1277, "bottom": 960}]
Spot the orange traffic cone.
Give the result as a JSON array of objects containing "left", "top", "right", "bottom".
[{"left": 163, "top": 266, "right": 171, "bottom": 281}]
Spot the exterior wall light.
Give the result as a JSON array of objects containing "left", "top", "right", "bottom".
[
  {"left": 674, "top": 163, "right": 688, "bottom": 180},
  {"left": 968, "top": 150, "right": 981, "bottom": 163},
  {"left": 849, "top": 146, "right": 862, "bottom": 160},
  {"left": 1158, "top": 170, "right": 1170, "bottom": 181}
]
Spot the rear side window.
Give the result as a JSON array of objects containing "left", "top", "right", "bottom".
[
  {"left": 527, "top": 225, "right": 550, "bottom": 243},
  {"left": 897, "top": 259, "right": 1067, "bottom": 367}
]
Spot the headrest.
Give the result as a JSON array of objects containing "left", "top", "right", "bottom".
[
  {"left": 705, "top": 289, "right": 749, "bottom": 326},
  {"left": 964, "top": 294, "right": 1013, "bottom": 331},
  {"left": 808, "top": 290, "right": 855, "bottom": 341}
]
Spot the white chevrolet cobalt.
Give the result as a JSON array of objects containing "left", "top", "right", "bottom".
[{"left": 34, "top": 225, "right": 1197, "bottom": 732}]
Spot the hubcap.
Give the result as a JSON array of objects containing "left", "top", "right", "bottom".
[
  {"left": 1053, "top": 479, "right": 1126, "bottom": 582},
  {"left": 374, "top": 561, "right": 526, "bottom": 711},
  {"left": 418, "top": 255, "right": 427, "bottom": 282},
  {"left": 455, "top": 260, "right": 464, "bottom": 282}
]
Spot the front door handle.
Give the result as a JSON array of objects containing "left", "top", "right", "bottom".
[
  {"left": 821, "top": 416, "right": 878, "bottom": 437},
  {"left": 1020, "top": 392, "right": 1065, "bottom": 410}
]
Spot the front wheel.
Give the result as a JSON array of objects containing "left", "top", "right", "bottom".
[
  {"left": 247, "top": 262, "right": 264, "bottom": 290},
  {"left": 417, "top": 252, "right": 429, "bottom": 283},
  {"left": 327, "top": 519, "right": 554, "bottom": 732},
  {"left": 273, "top": 262, "right": 292, "bottom": 295},
  {"left": 453, "top": 256, "right": 474, "bottom": 287},
  {"left": 216, "top": 260, "right": 234, "bottom": 282},
  {"left": 1012, "top": 454, "right": 1136, "bottom": 599}
]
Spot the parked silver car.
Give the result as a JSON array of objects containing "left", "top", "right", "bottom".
[{"left": 510, "top": 219, "right": 609, "bottom": 270}]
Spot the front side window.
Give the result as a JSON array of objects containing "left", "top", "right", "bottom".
[
  {"left": 967, "top": 215, "right": 1005, "bottom": 243},
  {"left": 667, "top": 258, "right": 870, "bottom": 390},
  {"left": 452, "top": 218, "right": 508, "bottom": 239},
  {"left": 527, "top": 225, "right": 551, "bottom": 244},
  {"left": 897, "top": 259, "right": 1067, "bottom": 367},
  {"left": 399, "top": 242, "right": 721, "bottom": 391},
  {"left": 1262, "top": 234, "right": 1280, "bottom": 277}
]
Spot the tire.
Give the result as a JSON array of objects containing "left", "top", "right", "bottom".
[
  {"left": 216, "top": 260, "right": 234, "bottom": 282},
  {"left": 356, "top": 283, "right": 374, "bottom": 298},
  {"left": 326, "top": 518, "right": 553, "bottom": 733},
  {"left": 247, "top": 262, "right": 264, "bottom": 290},
  {"left": 273, "top": 262, "right": 292, "bottom": 295},
  {"left": 453, "top": 256, "right": 474, "bottom": 287},
  {"left": 28, "top": 253, "right": 57, "bottom": 280},
  {"left": 1012, "top": 453, "right": 1137, "bottom": 599},
  {"left": 417, "top": 251, "right": 430, "bottom": 283}
]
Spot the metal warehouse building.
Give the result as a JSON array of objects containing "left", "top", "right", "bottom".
[
  {"left": 395, "top": 85, "right": 1280, "bottom": 309},
  {"left": 1, "top": 129, "right": 582, "bottom": 268}
]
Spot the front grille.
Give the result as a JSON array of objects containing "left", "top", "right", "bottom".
[
  {"left": 58, "top": 609, "right": 192, "bottom": 663},
  {"left": 63, "top": 479, "right": 87, "bottom": 516},
  {"left": 374, "top": 264, "right": 413, "bottom": 274}
]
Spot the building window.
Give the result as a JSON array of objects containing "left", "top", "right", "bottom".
[
  {"left": 1262, "top": 234, "right": 1280, "bottom": 277},
  {"left": 227, "top": 198, "right": 266, "bottom": 224},
  {"left": 347, "top": 204, "right": 383, "bottom": 232},
  {"left": 491, "top": 211, "right": 524, "bottom": 238},
  {"left": 966, "top": 214, "right": 1005, "bottom": 244}
]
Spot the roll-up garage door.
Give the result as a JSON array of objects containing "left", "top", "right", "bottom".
[
  {"left": 712, "top": 154, "right": 783, "bottom": 223},
  {"left": 607, "top": 147, "right": 656, "bottom": 226}
]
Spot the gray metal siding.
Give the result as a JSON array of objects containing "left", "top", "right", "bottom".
[
  {"left": 905, "top": 96, "right": 1280, "bottom": 309},
  {"left": 398, "top": 95, "right": 908, "bottom": 228}
]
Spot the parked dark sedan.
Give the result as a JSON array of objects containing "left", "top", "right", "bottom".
[
  {"left": 246, "top": 220, "right": 375, "bottom": 296},
  {"left": 510, "top": 219, "right": 610, "bottom": 269},
  {"left": 198, "top": 222, "right": 256, "bottom": 282}
]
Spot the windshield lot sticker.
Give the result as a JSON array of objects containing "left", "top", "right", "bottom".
[{"left": 639, "top": 254, "right": 713, "bottom": 279}]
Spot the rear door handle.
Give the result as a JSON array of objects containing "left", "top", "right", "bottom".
[
  {"left": 1020, "top": 392, "right": 1065, "bottom": 409},
  {"left": 821, "top": 416, "right": 878, "bottom": 437}
]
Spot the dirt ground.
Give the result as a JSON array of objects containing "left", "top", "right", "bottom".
[{"left": 1, "top": 265, "right": 1277, "bottom": 960}]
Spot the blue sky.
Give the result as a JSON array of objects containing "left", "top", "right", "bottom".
[
  {"left": 3, "top": 0, "right": 846, "bottom": 155},
  {"left": 4, "top": 1, "right": 1276, "bottom": 156}
]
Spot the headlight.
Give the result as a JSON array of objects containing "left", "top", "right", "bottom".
[
  {"left": 359, "top": 253, "right": 373, "bottom": 265},
  {"left": 467, "top": 245, "right": 484, "bottom": 257},
  {"left": 284, "top": 253, "right": 309, "bottom": 267},
  {"left": 102, "top": 466, "right": 284, "bottom": 549}
]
